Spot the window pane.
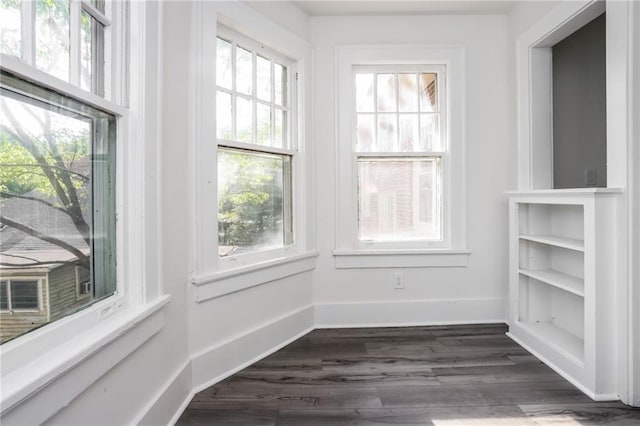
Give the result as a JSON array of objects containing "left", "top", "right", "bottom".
[
  {"left": 236, "top": 46, "right": 253, "bottom": 96},
  {"left": 256, "top": 55, "right": 271, "bottom": 102},
  {"left": 0, "top": 280, "right": 7, "bottom": 310},
  {"left": 0, "top": 76, "right": 116, "bottom": 344},
  {"left": 355, "top": 73, "right": 374, "bottom": 113},
  {"left": 356, "top": 114, "right": 375, "bottom": 152},
  {"left": 419, "top": 73, "right": 438, "bottom": 112},
  {"left": 398, "top": 73, "right": 418, "bottom": 112},
  {"left": 80, "top": 11, "right": 92, "bottom": 92},
  {"left": 0, "top": 0, "right": 21, "bottom": 56},
  {"left": 377, "top": 74, "right": 396, "bottom": 112},
  {"left": 419, "top": 114, "right": 440, "bottom": 151},
  {"left": 358, "top": 158, "right": 441, "bottom": 242},
  {"left": 216, "top": 91, "right": 232, "bottom": 140},
  {"left": 10, "top": 280, "right": 39, "bottom": 310},
  {"left": 377, "top": 114, "right": 397, "bottom": 151},
  {"left": 256, "top": 103, "right": 271, "bottom": 146},
  {"left": 235, "top": 96, "right": 252, "bottom": 143},
  {"left": 399, "top": 115, "right": 419, "bottom": 151},
  {"left": 274, "top": 63, "right": 286, "bottom": 106},
  {"left": 218, "top": 148, "right": 291, "bottom": 256},
  {"left": 274, "top": 108, "right": 286, "bottom": 148},
  {"left": 216, "top": 38, "right": 232, "bottom": 89},
  {"left": 36, "top": 0, "right": 70, "bottom": 82}
]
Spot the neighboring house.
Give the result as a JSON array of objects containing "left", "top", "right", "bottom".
[{"left": 0, "top": 196, "right": 91, "bottom": 344}]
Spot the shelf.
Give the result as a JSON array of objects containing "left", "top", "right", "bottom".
[
  {"left": 518, "top": 321, "right": 584, "bottom": 364},
  {"left": 519, "top": 268, "right": 584, "bottom": 297},
  {"left": 519, "top": 234, "right": 584, "bottom": 252}
]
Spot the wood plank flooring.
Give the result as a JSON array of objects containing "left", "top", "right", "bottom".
[{"left": 176, "top": 324, "right": 640, "bottom": 425}]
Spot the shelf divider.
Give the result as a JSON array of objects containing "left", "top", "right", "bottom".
[
  {"left": 519, "top": 268, "right": 584, "bottom": 297},
  {"left": 519, "top": 234, "right": 584, "bottom": 252}
]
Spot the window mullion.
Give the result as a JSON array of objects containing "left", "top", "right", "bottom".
[
  {"left": 231, "top": 42, "right": 237, "bottom": 141},
  {"left": 21, "top": 0, "right": 35, "bottom": 65},
  {"left": 252, "top": 51, "right": 257, "bottom": 144},
  {"left": 70, "top": 0, "right": 82, "bottom": 87}
]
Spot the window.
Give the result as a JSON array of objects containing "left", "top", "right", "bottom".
[
  {"left": 0, "top": 0, "right": 117, "bottom": 343},
  {"left": 335, "top": 46, "right": 468, "bottom": 268},
  {"left": 0, "top": 278, "right": 41, "bottom": 312},
  {"left": 1, "top": 0, "right": 109, "bottom": 95},
  {"left": 215, "top": 27, "right": 295, "bottom": 265},
  {"left": 354, "top": 67, "right": 444, "bottom": 243}
]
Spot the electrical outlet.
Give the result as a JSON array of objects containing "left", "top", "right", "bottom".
[{"left": 393, "top": 272, "right": 404, "bottom": 290}]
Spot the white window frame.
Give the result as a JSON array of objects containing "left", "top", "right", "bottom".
[
  {"left": 0, "top": 277, "right": 43, "bottom": 313},
  {"left": 352, "top": 64, "right": 446, "bottom": 248},
  {"left": 0, "top": 1, "right": 168, "bottom": 422},
  {"left": 215, "top": 25, "right": 297, "bottom": 269},
  {"left": 189, "top": 1, "right": 317, "bottom": 303},
  {"left": 334, "top": 45, "right": 469, "bottom": 269}
]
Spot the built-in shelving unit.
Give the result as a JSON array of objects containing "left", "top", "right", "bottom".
[{"left": 507, "top": 189, "right": 620, "bottom": 400}]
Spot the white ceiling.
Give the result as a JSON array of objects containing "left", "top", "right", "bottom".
[{"left": 291, "top": 1, "right": 516, "bottom": 16}]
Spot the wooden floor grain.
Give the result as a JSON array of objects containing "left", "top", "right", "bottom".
[{"left": 176, "top": 324, "right": 640, "bottom": 425}]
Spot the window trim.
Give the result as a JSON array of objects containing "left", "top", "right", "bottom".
[
  {"left": 189, "top": 1, "right": 316, "bottom": 296},
  {"left": 215, "top": 26, "right": 298, "bottom": 269},
  {"left": 334, "top": 45, "right": 468, "bottom": 267},
  {"left": 0, "top": 0, "right": 167, "bottom": 417}
]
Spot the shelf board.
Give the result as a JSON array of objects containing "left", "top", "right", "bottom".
[
  {"left": 519, "top": 234, "right": 584, "bottom": 252},
  {"left": 519, "top": 268, "right": 584, "bottom": 297},
  {"left": 518, "top": 321, "right": 584, "bottom": 364}
]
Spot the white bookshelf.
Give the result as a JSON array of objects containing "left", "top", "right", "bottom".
[{"left": 507, "top": 189, "right": 620, "bottom": 400}]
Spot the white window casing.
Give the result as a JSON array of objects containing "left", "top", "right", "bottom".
[
  {"left": 0, "top": 1, "right": 168, "bottom": 421},
  {"left": 189, "top": 1, "right": 317, "bottom": 302},
  {"left": 334, "top": 45, "right": 469, "bottom": 268}
]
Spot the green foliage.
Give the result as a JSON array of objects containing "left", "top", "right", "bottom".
[
  {"left": 218, "top": 149, "right": 285, "bottom": 250},
  {"left": 0, "top": 126, "right": 90, "bottom": 202}
]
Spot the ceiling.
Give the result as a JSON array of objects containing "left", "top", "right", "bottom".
[{"left": 291, "top": 1, "right": 516, "bottom": 16}]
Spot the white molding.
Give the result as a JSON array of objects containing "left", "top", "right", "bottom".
[
  {"left": 314, "top": 298, "right": 505, "bottom": 327},
  {"left": 333, "top": 250, "right": 470, "bottom": 268},
  {"left": 0, "top": 296, "right": 170, "bottom": 423},
  {"left": 191, "top": 251, "right": 318, "bottom": 302},
  {"left": 134, "top": 359, "right": 192, "bottom": 426},
  {"left": 189, "top": 1, "right": 316, "bottom": 281},
  {"left": 507, "top": 332, "right": 617, "bottom": 402},
  {"left": 516, "top": 0, "right": 605, "bottom": 189},
  {"left": 190, "top": 305, "right": 314, "bottom": 392}
]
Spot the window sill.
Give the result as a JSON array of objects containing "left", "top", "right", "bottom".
[
  {"left": 333, "top": 249, "right": 470, "bottom": 268},
  {"left": 191, "top": 251, "right": 319, "bottom": 303},
  {"left": 0, "top": 295, "right": 170, "bottom": 423}
]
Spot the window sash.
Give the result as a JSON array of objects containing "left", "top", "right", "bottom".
[
  {"left": 0, "top": 71, "right": 117, "bottom": 328},
  {"left": 216, "top": 25, "right": 294, "bottom": 152},
  {"left": 215, "top": 26, "right": 298, "bottom": 267},
  {"left": 352, "top": 65, "right": 446, "bottom": 245},
  {"left": 7, "top": 0, "right": 112, "bottom": 95}
]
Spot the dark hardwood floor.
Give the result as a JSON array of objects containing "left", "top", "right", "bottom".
[{"left": 176, "top": 324, "right": 640, "bottom": 425}]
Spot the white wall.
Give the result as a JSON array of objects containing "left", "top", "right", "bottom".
[{"left": 310, "top": 15, "right": 510, "bottom": 326}]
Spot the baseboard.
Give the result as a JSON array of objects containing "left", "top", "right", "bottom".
[
  {"left": 139, "top": 304, "right": 314, "bottom": 425},
  {"left": 136, "top": 360, "right": 192, "bottom": 425},
  {"left": 314, "top": 297, "right": 506, "bottom": 328},
  {"left": 506, "top": 332, "right": 619, "bottom": 403},
  {"left": 190, "top": 304, "right": 314, "bottom": 393}
]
